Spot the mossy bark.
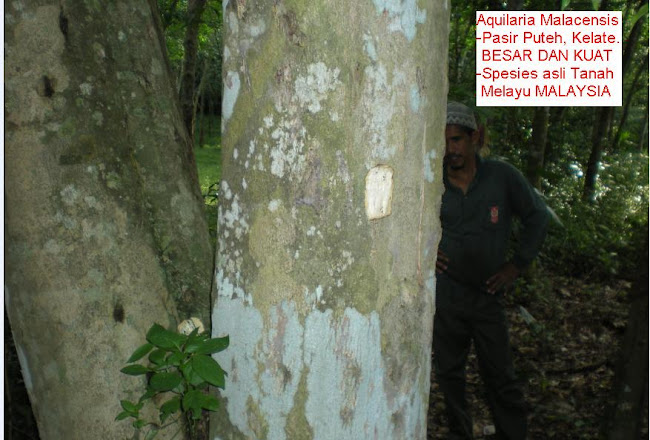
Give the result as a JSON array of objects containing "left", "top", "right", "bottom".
[
  {"left": 5, "top": 1, "right": 213, "bottom": 438},
  {"left": 212, "top": 0, "right": 448, "bottom": 438}
]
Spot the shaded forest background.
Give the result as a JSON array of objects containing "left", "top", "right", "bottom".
[{"left": 5, "top": 0, "right": 649, "bottom": 439}]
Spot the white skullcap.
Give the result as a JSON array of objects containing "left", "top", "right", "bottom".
[{"left": 446, "top": 101, "right": 477, "bottom": 131}]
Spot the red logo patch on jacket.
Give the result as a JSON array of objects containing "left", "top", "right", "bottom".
[{"left": 490, "top": 205, "right": 499, "bottom": 224}]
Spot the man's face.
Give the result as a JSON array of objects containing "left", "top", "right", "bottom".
[{"left": 445, "top": 124, "right": 477, "bottom": 170}]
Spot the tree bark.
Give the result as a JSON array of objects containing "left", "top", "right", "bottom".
[
  {"left": 179, "top": 0, "right": 208, "bottom": 146},
  {"left": 583, "top": 107, "right": 613, "bottom": 201},
  {"left": 211, "top": 0, "right": 448, "bottom": 438},
  {"left": 5, "top": 1, "right": 213, "bottom": 438},
  {"left": 527, "top": 106, "right": 549, "bottom": 190},
  {"left": 611, "top": 56, "right": 649, "bottom": 151}
]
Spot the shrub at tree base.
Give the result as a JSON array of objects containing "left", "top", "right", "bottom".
[{"left": 117, "top": 323, "right": 229, "bottom": 440}]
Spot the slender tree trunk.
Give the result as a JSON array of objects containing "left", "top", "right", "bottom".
[
  {"left": 210, "top": 0, "right": 448, "bottom": 438},
  {"left": 5, "top": 1, "right": 213, "bottom": 438},
  {"left": 194, "top": 58, "right": 210, "bottom": 148},
  {"left": 582, "top": 0, "right": 645, "bottom": 200},
  {"left": 527, "top": 106, "right": 549, "bottom": 189},
  {"left": 179, "top": 0, "right": 207, "bottom": 146},
  {"left": 583, "top": 107, "right": 613, "bottom": 201},
  {"left": 611, "top": 56, "right": 649, "bottom": 150}
]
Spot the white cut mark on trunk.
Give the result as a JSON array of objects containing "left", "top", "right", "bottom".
[
  {"left": 365, "top": 165, "right": 394, "bottom": 220},
  {"left": 371, "top": 0, "right": 427, "bottom": 42}
]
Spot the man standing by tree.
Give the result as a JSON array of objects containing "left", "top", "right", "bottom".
[{"left": 434, "top": 102, "right": 548, "bottom": 439}]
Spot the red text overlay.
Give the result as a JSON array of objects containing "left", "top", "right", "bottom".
[{"left": 476, "top": 11, "right": 622, "bottom": 107}]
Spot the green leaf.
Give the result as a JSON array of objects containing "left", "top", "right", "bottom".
[
  {"left": 193, "top": 336, "right": 229, "bottom": 355},
  {"left": 191, "top": 355, "right": 226, "bottom": 388},
  {"left": 139, "top": 388, "right": 157, "bottom": 403},
  {"left": 159, "top": 396, "right": 181, "bottom": 423},
  {"left": 149, "top": 372, "right": 183, "bottom": 392},
  {"left": 201, "top": 394, "right": 220, "bottom": 412},
  {"left": 182, "top": 389, "right": 205, "bottom": 420},
  {"left": 184, "top": 332, "right": 209, "bottom": 354},
  {"left": 121, "top": 364, "right": 150, "bottom": 376},
  {"left": 115, "top": 411, "right": 133, "bottom": 421},
  {"left": 149, "top": 349, "right": 168, "bottom": 366},
  {"left": 629, "top": 4, "right": 649, "bottom": 29},
  {"left": 182, "top": 389, "right": 219, "bottom": 419},
  {"left": 144, "top": 429, "right": 160, "bottom": 440},
  {"left": 166, "top": 351, "right": 185, "bottom": 366},
  {"left": 127, "top": 343, "right": 154, "bottom": 363},
  {"left": 591, "top": 0, "right": 600, "bottom": 10},
  {"left": 146, "top": 323, "right": 186, "bottom": 351},
  {"left": 120, "top": 400, "right": 143, "bottom": 413},
  {"left": 180, "top": 361, "right": 207, "bottom": 387},
  {"left": 561, "top": 0, "right": 570, "bottom": 10},
  {"left": 133, "top": 419, "right": 147, "bottom": 429}
]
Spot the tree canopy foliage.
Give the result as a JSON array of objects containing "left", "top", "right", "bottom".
[{"left": 159, "top": 0, "right": 223, "bottom": 117}]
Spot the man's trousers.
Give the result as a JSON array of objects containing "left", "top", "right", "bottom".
[{"left": 433, "top": 279, "right": 527, "bottom": 440}]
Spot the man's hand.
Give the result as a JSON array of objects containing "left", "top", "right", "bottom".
[
  {"left": 436, "top": 250, "right": 449, "bottom": 274},
  {"left": 485, "top": 263, "right": 520, "bottom": 294}
]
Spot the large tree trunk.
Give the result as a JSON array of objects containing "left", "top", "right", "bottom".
[
  {"left": 211, "top": 0, "right": 448, "bottom": 438},
  {"left": 4, "top": 1, "right": 214, "bottom": 438}
]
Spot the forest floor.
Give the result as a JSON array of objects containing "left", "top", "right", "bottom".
[
  {"left": 6, "top": 270, "right": 646, "bottom": 439},
  {"left": 427, "top": 271, "right": 647, "bottom": 440}
]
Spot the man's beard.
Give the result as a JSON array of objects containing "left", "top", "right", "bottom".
[{"left": 445, "top": 154, "right": 464, "bottom": 170}]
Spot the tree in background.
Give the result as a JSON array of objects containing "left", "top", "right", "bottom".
[
  {"left": 158, "top": 0, "right": 223, "bottom": 148},
  {"left": 179, "top": 0, "right": 208, "bottom": 145},
  {"left": 5, "top": 1, "right": 214, "bottom": 438},
  {"left": 211, "top": 0, "right": 448, "bottom": 437}
]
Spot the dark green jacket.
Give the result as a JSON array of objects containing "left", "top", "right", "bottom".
[{"left": 439, "top": 156, "right": 548, "bottom": 292}]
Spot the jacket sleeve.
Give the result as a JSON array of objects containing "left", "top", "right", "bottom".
[{"left": 505, "top": 164, "right": 549, "bottom": 270}]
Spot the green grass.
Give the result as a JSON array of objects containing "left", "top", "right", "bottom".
[
  {"left": 195, "top": 142, "right": 221, "bottom": 201},
  {"left": 194, "top": 115, "right": 221, "bottom": 238}
]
